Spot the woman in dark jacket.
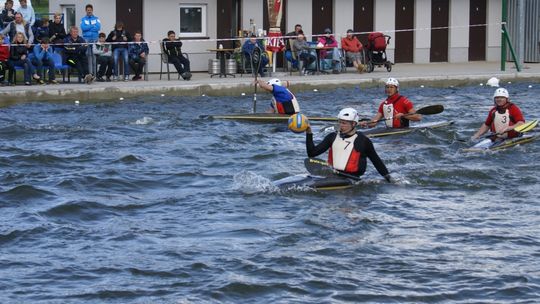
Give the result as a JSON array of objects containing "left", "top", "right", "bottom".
[
  {"left": 8, "top": 31, "right": 40, "bottom": 85},
  {"left": 49, "top": 13, "right": 66, "bottom": 47}
]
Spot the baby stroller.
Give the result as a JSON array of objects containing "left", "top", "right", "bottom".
[{"left": 365, "top": 32, "right": 392, "bottom": 73}]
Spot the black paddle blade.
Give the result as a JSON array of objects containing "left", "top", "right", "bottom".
[
  {"left": 251, "top": 47, "right": 261, "bottom": 69},
  {"left": 304, "top": 158, "right": 335, "bottom": 177},
  {"left": 416, "top": 104, "right": 444, "bottom": 115}
]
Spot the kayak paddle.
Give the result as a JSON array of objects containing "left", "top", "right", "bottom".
[
  {"left": 252, "top": 46, "right": 262, "bottom": 113},
  {"left": 360, "top": 104, "right": 445, "bottom": 124},
  {"left": 482, "top": 119, "right": 538, "bottom": 139},
  {"left": 304, "top": 158, "right": 361, "bottom": 181}
]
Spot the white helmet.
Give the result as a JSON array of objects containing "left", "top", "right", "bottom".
[
  {"left": 493, "top": 88, "right": 509, "bottom": 99},
  {"left": 337, "top": 108, "right": 359, "bottom": 123},
  {"left": 385, "top": 77, "right": 399, "bottom": 88},
  {"left": 267, "top": 78, "right": 282, "bottom": 86}
]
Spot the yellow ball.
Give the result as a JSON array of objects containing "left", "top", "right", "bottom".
[{"left": 288, "top": 113, "right": 309, "bottom": 133}]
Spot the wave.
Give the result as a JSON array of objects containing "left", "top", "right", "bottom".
[
  {"left": 232, "top": 171, "right": 279, "bottom": 194},
  {"left": 0, "top": 184, "right": 56, "bottom": 202}
]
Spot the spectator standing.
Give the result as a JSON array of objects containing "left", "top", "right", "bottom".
[
  {"left": 341, "top": 29, "right": 364, "bottom": 73},
  {"left": 106, "top": 22, "right": 131, "bottom": 81},
  {"left": 80, "top": 4, "right": 100, "bottom": 75},
  {"left": 1, "top": 0, "right": 16, "bottom": 29},
  {"left": 8, "top": 31, "right": 40, "bottom": 85},
  {"left": 93, "top": 32, "right": 112, "bottom": 82},
  {"left": 16, "top": 0, "right": 34, "bottom": 26},
  {"left": 64, "top": 26, "right": 93, "bottom": 84},
  {"left": 33, "top": 17, "right": 49, "bottom": 44},
  {"left": 128, "top": 31, "right": 148, "bottom": 81},
  {"left": 49, "top": 13, "right": 66, "bottom": 46},
  {"left": 32, "top": 36, "right": 57, "bottom": 84},
  {"left": 162, "top": 30, "right": 191, "bottom": 80},
  {"left": 1, "top": 12, "right": 33, "bottom": 43}
]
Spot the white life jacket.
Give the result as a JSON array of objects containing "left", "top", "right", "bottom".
[
  {"left": 382, "top": 102, "right": 394, "bottom": 128},
  {"left": 330, "top": 133, "right": 358, "bottom": 171},
  {"left": 493, "top": 109, "right": 510, "bottom": 138}
]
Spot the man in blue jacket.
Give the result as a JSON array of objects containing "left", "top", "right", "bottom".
[
  {"left": 80, "top": 4, "right": 100, "bottom": 74},
  {"left": 31, "top": 36, "right": 57, "bottom": 84}
]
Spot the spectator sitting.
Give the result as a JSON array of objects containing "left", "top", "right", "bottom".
[
  {"left": 15, "top": 0, "right": 34, "bottom": 26},
  {"left": 64, "top": 26, "right": 94, "bottom": 84},
  {"left": 1, "top": 0, "right": 16, "bottom": 29},
  {"left": 32, "top": 36, "right": 57, "bottom": 84},
  {"left": 292, "top": 32, "right": 316, "bottom": 75},
  {"left": 128, "top": 30, "right": 148, "bottom": 81},
  {"left": 0, "top": 32, "right": 11, "bottom": 85},
  {"left": 162, "top": 30, "right": 191, "bottom": 80},
  {"left": 242, "top": 33, "right": 268, "bottom": 77},
  {"left": 93, "top": 32, "right": 113, "bottom": 82},
  {"left": 8, "top": 31, "right": 40, "bottom": 85},
  {"left": 106, "top": 21, "right": 131, "bottom": 81},
  {"left": 1, "top": 12, "right": 33, "bottom": 43},
  {"left": 33, "top": 17, "right": 50, "bottom": 44},
  {"left": 284, "top": 24, "right": 302, "bottom": 70},
  {"left": 49, "top": 13, "right": 66, "bottom": 48},
  {"left": 341, "top": 29, "right": 364, "bottom": 73},
  {"left": 317, "top": 28, "right": 341, "bottom": 74}
]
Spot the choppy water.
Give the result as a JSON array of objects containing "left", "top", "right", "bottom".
[{"left": 1, "top": 82, "right": 539, "bottom": 303}]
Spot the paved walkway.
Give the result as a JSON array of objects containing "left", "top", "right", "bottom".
[{"left": 1, "top": 61, "right": 539, "bottom": 104}]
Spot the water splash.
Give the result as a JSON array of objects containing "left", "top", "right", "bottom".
[
  {"left": 134, "top": 117, "right": 154, "bottom": 125},
  {"left": 232, "top": 171, "right": 279, "bottom": 194}
]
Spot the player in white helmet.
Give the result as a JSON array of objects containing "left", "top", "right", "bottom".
[
  {"left": 255, "top": 78, "right": 300, "bottom": 114},
  {"left": 471, "top": 88, "right": 525, "bottom": 140},
  {"left": 304, "top": 107, "right": 393, "bottom": 182},
  {"left": 361, "top": 78, "right": 422, "bottom": 128}
]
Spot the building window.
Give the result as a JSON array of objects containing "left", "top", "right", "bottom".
[
  {"left": 179, "top": 4, "right": 207, "bottom": 37},
  {"left": 61, "top": 5, "right": 76, "bottom": 32}
]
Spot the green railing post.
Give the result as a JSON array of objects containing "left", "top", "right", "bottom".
[{"left": 501, "top": 0, "right": 507, "bottom": 71}]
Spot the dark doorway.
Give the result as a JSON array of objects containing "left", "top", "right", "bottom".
[
  {"left": 116, "top": 0, "right": 143, "bottom": 34},
  {"left": 430, "top": 0, "right": 449, "bottom": 62},
  {"left": 468, "top": 0, "right": 486, "bottom": 61},
  {"left": 312, "top": 0, "right": 333, "bottom": 41},
  {"left": 217, "top": 0, "right": 241, "bottom": 49},
  {"left": 394, "top": 0, "right": 414, "bottom": 63},
  {"left": 354, "top": 0, "right": 374, "bottom": 45},
  {"left": 264, "top": 0, "right": 287, "bottom": 67}
]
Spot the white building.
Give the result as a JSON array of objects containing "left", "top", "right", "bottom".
[{"left": 48, "top": 0, "right": 503, "bottom": 72}]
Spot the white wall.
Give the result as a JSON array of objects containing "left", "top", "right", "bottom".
[
  {"left": 243, "top": 1, "right": 263, "bottom": 36},
  {"left": 374, "top": 0, "right": 395, "bottom": 62},
  {"left": 334, "top": 0, "right": 354, "bottom": 43},
  {"left": 486, "top": 0, "right": 502, "bottom": 61},
  {"left": 449, "top": 0, "right": 470, "bottom": 62},
  {"left": 287, "top": 0, "right": 312, "bottom": 38},
  {"left": 415, "top": 0, "right": 431, "bottom": 63}
]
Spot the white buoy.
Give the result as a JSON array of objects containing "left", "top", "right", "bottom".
[
  {"left": 528, "top": 85, "right": 533, "bottom": 88},
  {"left": 486, "top": 77, "right": 499, "bottom": 87},
  {"left": 313, "top": 89, "right": 318, "bottom": 92},
  {"left": 241, "top": 93, "right": 246, "bottom": 96},
  {"left": 74, "top": 100, "right": 79, "bottom": 105},
  {"left": 480, "top": 83, "right": 484, "bottom": 86},
  {"left": 119, "top": 97, "right": 124, "bottom": 101},
  {"left": 160, "top": 94, "right": 165, "bottom": 97},
  {"left": 507, "top": 81, "right": 512, "bottom": 84},
  {"left": 420, "top": 85, "right": 424, "bottom": 88},
  {"left": 202, "top": 94, "right": 206, "bottom": 97}
]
